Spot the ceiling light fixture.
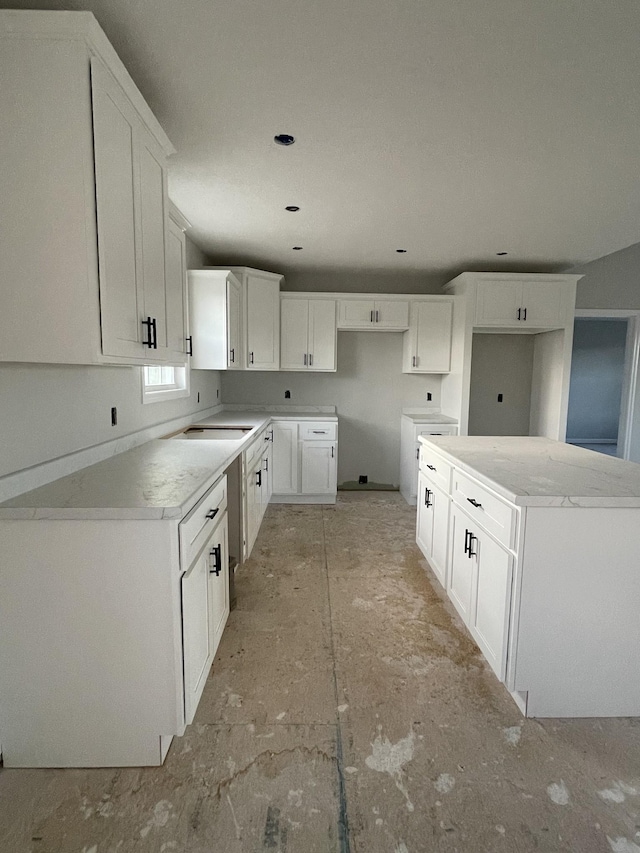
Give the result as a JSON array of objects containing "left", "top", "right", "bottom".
[
  {"left": 274, "top": 134, "right": 295, "bottom": 146},
  {"left": 285, "top": 206, "right": 300, "bottom": 212},
  {"left": 292, "top": 246, "right": 303, "bottom": 250},
  {"left": 396, "top": 249, "right": 407, "bottom": 253}
]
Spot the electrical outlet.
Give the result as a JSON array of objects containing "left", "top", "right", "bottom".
[
  {"left": 426, "top": 392, "right": 433, "bottom": 401},
  {"left": 284, "top": 390, "right": 291, "bottom": 399},
  {"left": 497, "top": 393, "right": 503, "bottom": 402},
  {"left": 111, "top": 407, "right": 117, "bottom": 426},
  {"left": 358, "top": 475, "right": 368, "bottom": 484},
  {"left": 197, "top": 392, "right": 200, "bottom": 403}
]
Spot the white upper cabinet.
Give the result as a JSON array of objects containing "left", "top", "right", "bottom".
[
  {"left": 188, "top": 269, "right": 243, "bottom": 369},
  {"left": 280, "top": 297, "right": 336, "bottom": 371},
  {"left": 231, "top": 268, "right": 282, "bottom": 370},
  {"left": 337, "top": 298, "right": 409, "bottom": 330},
  {"left": 165, "top": 204, "right": 189, "bottom": 361},
  {"left": 469, "top": 274, "right": 578, "bottom": 331},
  {"left": 0, "top": 11, "right": 177, "bottom": 365},
  {"left": 402, "top": 299, "right": 453, "bottom": 373}
]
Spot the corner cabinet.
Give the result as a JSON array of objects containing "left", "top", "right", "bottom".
[
  {"left": 188, "top": 269, "right": 243, "bottom": 369},
  {"left": 280, "top": 296, "right": 337, "bottom": 371},
  {"left": 0, "top": 11, "right": 182, "bottom": 366},
  {"left": 232, "top": 268, "right": 283, "bottom": 370}
]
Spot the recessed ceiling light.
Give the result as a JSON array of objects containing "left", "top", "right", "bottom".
[
  {"left": 496, "top": 251, "right": 508, "bottom": 256},
  {"left": 285, "top": 206, "right": 300, "bottom": 212},
  {"left": 274, "top": 134, "right": 295, "bottom": 146},
  {"left": 292, "top": 246, "right": 303, "bottom": 250},
  {"left": 396, "top": 249, "right": 407, "bottom": 253}
]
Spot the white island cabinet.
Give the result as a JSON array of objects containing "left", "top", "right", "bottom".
[{"left": 416, "top": 436, "right": 640, "bottom": 718}]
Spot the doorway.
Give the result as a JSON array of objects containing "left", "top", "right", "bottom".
[{"left": 566, "top": 311, "right": 640, "bottom": 460}]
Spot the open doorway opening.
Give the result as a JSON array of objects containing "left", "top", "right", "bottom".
[{"left": 566, "top": 311, "right": 640, "bottom": 460}]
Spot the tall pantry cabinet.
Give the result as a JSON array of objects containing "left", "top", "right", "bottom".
[{"left": 0, "top": 11, "right": 184, "bottom": 366}]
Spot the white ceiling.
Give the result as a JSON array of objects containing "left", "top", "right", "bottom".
[{"left": 9, "top": 0, "right": 640, "bottom": 275}]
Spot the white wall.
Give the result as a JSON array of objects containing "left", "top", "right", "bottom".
[
  {"left": 221, "top": 332, "right": 441, "bottom": 487},
  {"left": 0, "top": 237, "right": 221, "bottom": 480},
  {"left": 573, "top": 242, "right": 640, "bottom": 310},
  {"left": 566, "top": 319, "right": 627, "bottom": 441}
]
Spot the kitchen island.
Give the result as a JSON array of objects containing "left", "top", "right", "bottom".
[{"left": 416, "top": 436, "right": 640, "bottom": 718}]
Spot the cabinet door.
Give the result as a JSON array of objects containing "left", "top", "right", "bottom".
[
  {"left": 447, "top": 505, "right": 474, "bottom": 622},
  {"left": 227, "top": 275, "right": 243, "bottom": 369},
  {"left": 430, "top": 483, "right": 450, "bottom": 589},
  {"left": 165, "top": 216, "right": 188, "bottom": 360},
  {"left": 469, "top": 531, "right": 513, "bottom": 681},
  {"left": 243, "top": 468, "right": 258, "bottom": 559},
  {"left": 91, "top": 59, "right": 143, "bottom": 359},
  {"left": 301, "top": 441, "right": 337, "bottom": 494},
  {"left": 246, "top": 275, "right": 280, "bottom": 369},
  {"left": 337, "top": 300, "right": 375, "bottom": 328},
  {"left": 416, "top": 471, "right": 435, "bottom": 559},
  {"left": 520, "top": 282, "right": 568, "bottom": 328},
  {"left": 475, "top": 280, "right": 523, "bottom": 327},
  {"left": 181, "top": 547, "right": 213, "bottom": 724},
  {"left": 308, "top": 300, "right": 337, "bottom": 371},
  {"left": 138, "top": 130, "right": 170, "bottom": 358},
  {"left": 374, "top": 300, "right": 409, "bottom": 329},
  {"left": 412, "top": 301, "right": 453, "bottom": 372},
  {"left": 209, "top": 516, "right": 230, "bottom": 655},
  {"left": 262, "top": 441, "right": 274, "bottom": 508},
  {"left": 280, "top": 298, "right": 309, "bottom": 369},
  {"left": 272, "top": 422, "right": 299, "bottom": 494}
]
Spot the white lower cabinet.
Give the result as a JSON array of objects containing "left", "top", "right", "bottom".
[
  {"left": 270, "top": 419, "right": 338, "bottom": 503},
  {"left": 182, "top": 511, "right": 228, "bottom": 725},
  {"left": 242, "top": 426, "right": 274, "bottom": 559},
  {"left": 400, "top": 416, "right": 458, "bottom": 504},
  {"left": 301, "top": 440, "right": 337, "bottom": 494},
  {"left": 416, "top": 471, "right": 449, "bottom": 588},
  {"left": 0, "top": 473, "right": 230, "bottom": 767}
]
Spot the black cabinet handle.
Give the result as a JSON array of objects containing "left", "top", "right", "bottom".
[
  {"left": 464, "top": 528, "right": 470, "bottom": 555},
  {"left": 375, "top": 310, "right": 379, "bottom": 323},
  {"left": 468, "top": 532, "right": 477, "bottom": 558},
  {"left": 517, "top": 308, "right": 521, "bottom": 321},
  {"left": 427, "top": 464, "right": 436, "bottom": 471},
  {"left": 205, "top": 508, "right": 219, "bottom": 519},
  {"left": 303, "top": 353, "right": 307, "bottom": 366},
  {"left": 263, "top": 457, "right": 269, "bottom": 472},
  {"left": 250, "top": 351, "right": 254, "bottom": 364},
  {"left": 309, "top": 353, "right": 313, "bottom": 366},
  {"left": 209, "top": 543, "right": 222, "bottom": 576},
  {"left": 230, "top": 347, "right": 234, "bottom": 363},
  {"left": 331, "top": 445, "right": 334, "bottom": 458},
  {"left": 416, "top": 447, "right": 419, "bottom": 460},
  {"left": 142, "top": 317, "right": 155, "bottom": 348},
  {"left": 370, "top": 310, "right": 374, "bottom": 323},
  {"left": 523, "top": 307, "right": 527, "bottom": 321},
  {"left": 467, "top": 498, "right": 482, "bottom": 509},
  {"left": 186, "top": 335, "right": 193, "bottom": 357},
  {"left": 256, "top": 470, "right": 262, "bottom": 487},
  {"left": 424, "top": 487, "right": 432, "bottom": 507},
  {"left": 412, "top": 355, "right": 417, "bottom": 367}
]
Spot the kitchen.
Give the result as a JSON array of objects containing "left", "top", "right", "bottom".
[{"left": 2, "top": 4, "right": 640, "bottom": 852}]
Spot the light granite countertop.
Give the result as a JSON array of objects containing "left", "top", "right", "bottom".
[
  {"left": 0, "top": 409, "right": 338, "bottom": 520},
  {"left": 420, "top": 435, "right": 640, "bottom": 507},
  {"left": 402, "top": 411, "right": 459, "bottom": 424}
]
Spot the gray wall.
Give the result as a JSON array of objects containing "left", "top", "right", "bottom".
[
  {"left": 221, "top": 332, "right": 441, "bottom": 487},
  {"left": 282, "top": 270, "right": 447, "bottom": 294},
  {"left": 0, "top": 237, "right": 221, "bottom": 480},
  {"left": 573, "top": 241, "right": 640, "bottom": 310},
  {"left": 467, "top": 334, "right": 535, "bottom": 436},
  {"left": 566, "top": 319, "right": 627, "bottom": 442}
]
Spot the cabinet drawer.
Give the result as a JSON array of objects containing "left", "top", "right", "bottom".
[
  {"left": 180, "top": 475, "right": 228, "bottom": 568},
  {"left": 419, "top": 446, "right": 452, "bottom": 494},
  {"left": 452, "top": 470, "right": 515, "bottom": 549},
  {"left": 299, "top": 421, "right": 337, "bottom": 440}
]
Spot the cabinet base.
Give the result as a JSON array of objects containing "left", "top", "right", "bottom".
[{"left": 270, "top": 494, "right": 337, "bottom": 505}]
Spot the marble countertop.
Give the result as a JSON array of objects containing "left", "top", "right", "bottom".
[
  {"left": 0, "top": 409, "right": 338, "bottom": 520},
  {"left": 402, "top": 411, "right": 459, "bottom": 424},
  {"left": 419, "top": 436, "right": 640, "bottom": 507}
]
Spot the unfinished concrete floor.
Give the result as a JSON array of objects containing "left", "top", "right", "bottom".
[{"left": 1, "top": 492, "right": 639, "bottom": 852}]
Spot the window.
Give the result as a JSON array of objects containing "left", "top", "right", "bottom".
[{"left": 142, "top": 364, "right": 190, "bottom": 403}]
